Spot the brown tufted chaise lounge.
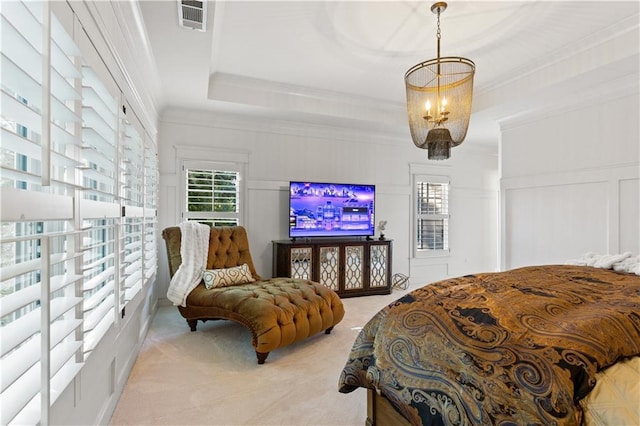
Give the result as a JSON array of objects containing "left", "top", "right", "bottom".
[{"left": 162, "top": 225, "right": 345, "bottom": 364}]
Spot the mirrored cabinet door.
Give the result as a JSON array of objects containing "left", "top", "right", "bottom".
[
  {"left": 290, "top": 246, "right": 312, "bottom": 280},
  {"left": 344, "top": 245, "right": 365, "bottom": 290},
  {"left": 370, "top": 244, "right": 389, "bottom": 288},
  {"left": 318, "top": 246, "right": 340, "bottom": 291}
]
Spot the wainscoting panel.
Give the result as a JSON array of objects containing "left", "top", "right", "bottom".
[
  {"left": 409, "top": 262, "right": 449, "bottom": 286},
  {"left": 620, "top": 178, "right": 640, "bottom": 254},
  {"left": 501, "top": 164, "right": 639, "bottom": 269},
  {"left": 504, "top": 181, "right": 609, "bottom": 269}
]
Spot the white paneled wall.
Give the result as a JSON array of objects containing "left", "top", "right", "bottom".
[
  {"left": 504, "top": 182, "right": 610, "bottom": 267},
  {"left": 620, "top": 178, "right": 640, "bottom": 253},
  {"left": 157, "top": 108, "right": 499, "bottom": 300},
  {"left": 500, "top": 91, "right": 640, "bottom": 269}
]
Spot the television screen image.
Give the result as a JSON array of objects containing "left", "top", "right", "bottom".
[{"left": 289, "top": 181, "right": 375, "bottom": 238}]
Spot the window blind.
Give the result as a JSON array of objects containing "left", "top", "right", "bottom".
[
  {"left": 81, "top": 218, "right": 117, "bottom": 356},
  {"left": 79, "top": 44, "right": 120, "bottom": 358},
  {"left": 1, "top": 1, "right": 158, "bottom": 424},
  {"left": 143, "top": 140, "right": 158, "bottom": 282},
  {"left": 1, "top": 2, "right": 84, "bottom": 423},
  {"left": 120, "top": 117, "right": 145, "bottom": 306},
  {"left": 416, "top": 181, "right": 450, "bottom": 251},
  {"left": 81, "top": 65, "right": 117, "bottom": 202},
  {"left": 0, "top": 221, "right": 84, "bottom": 425},
  {"left": 184, "top": 168, "right": 240, "bottom": 225}
]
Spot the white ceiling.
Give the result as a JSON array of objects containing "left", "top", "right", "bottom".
[{"left": 138, "top": 1, "right": 639, "bottom": 145}]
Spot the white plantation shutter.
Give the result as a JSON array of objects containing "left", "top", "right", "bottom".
[
  {"left": 80, "top": 216, "right": 118, "bottom": 356},
  {"left": 121, "top": 217, "right": 143, "bottom": 303},
  {"left": 1, "top": 2, "right": 84, "bottom": 424},
  {"left": 1, "top": 0, "right": 83, "bottom": 195},
  {"left": 1, "top": 1, "right": 158, "bottom": 424},
  {"left": 79, "top": 60, "right": 120, "bottom": 357},
  {"left": 0, "top": 220, "right": 84, "bottom": 425},
  {"left": 81, "top": 65, "right": 118, "bottom": 203},
  {"left": 143, "top": 140, "right": 158, "bottom": 283},
  {"left": 121, "top": 120, "right": 144, "bottom": 207},
  {"left": 183, "top": 164, "right": 241, "bottom": 226},
  {"left": 415, "top": 176, "right": 450, "bottom": 252},
  {"left": 120, "top": 116, "right": 145, "bottom": 306}
]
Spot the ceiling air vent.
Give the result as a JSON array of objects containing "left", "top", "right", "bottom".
[{"left": 177, "top": 0, "right": 206, "bottom": 32}]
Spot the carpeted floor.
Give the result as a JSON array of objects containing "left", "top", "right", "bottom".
[{"left": 109, "top": 287, "right": 412, "bottom": 426}]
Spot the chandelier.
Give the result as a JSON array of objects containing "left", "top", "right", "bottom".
[{"left": 405, "top": 2, "right": 475, "bottom": 160}]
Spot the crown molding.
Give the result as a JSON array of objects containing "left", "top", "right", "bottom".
[
  {"left": 478, "top": 14, "right": 639, "bottom": 95},
  {"left": 161, "top": 106, "right": 409, "bottom": 146},
  {"left": 474, "top": 18, "right": 639, "bottom": 124},
  {"left": 208, "top": 72, "right": 406, "bottom": 127},
  {"left": 498, "top": 72, "right": 639, "bottom": 131}
]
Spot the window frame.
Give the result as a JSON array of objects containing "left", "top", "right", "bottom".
[
  {"left": 179, "top": 159, "right": 246, "bottom": 227},
  {"left": 412, "top": 173, "right": 451, "bottom": 258}
]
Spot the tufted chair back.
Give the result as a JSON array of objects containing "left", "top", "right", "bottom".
[{"left": 162, "top": 225, "right": 263, "bottom": 281}]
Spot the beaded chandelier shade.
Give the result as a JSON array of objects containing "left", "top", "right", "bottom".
[{"left": 405, "top": 2, "right": 475, "bottom": 160}]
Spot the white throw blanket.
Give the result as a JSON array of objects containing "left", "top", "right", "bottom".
[
  {"left": 566, "top": 252, "right": 640, "bottom": 275},
  {"left": 166, "top": 222, "right": 210, "bottom": 306}
]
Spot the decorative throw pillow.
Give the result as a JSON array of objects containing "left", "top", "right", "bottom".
[{"left": 203, "top": 264, "right": 255, "bottom": 289}]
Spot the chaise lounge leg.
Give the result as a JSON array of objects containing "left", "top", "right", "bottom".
[
  {"left": 325, "top": 326, "right": 334, "bottom": 335},
  {"left": 256, "top": 351, "right": 269, "bottom": 364},
  {"left": 187, "top": 319, "right": 198, "bottom": 331}
]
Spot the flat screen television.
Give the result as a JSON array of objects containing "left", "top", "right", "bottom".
[{"left": 289, "top": 181, "right": 375, "bottom": 239}]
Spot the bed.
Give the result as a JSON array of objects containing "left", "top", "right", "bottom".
[{"left": 338, "top": 264, "right": 640, "bottom": 425}]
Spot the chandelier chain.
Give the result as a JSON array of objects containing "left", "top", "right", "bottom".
[{"left": 435, "top": 6, "right": 442, "bottom": 62}]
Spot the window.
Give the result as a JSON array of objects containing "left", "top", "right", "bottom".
[
  {"left": 183, "top": 163, "right": 241, "bottom": 226},
  {"left": 80, "top": 63, "right": 119, "bottom": 358},
  {"left": 0, "top": 2, "right": 158, "bottom": 424},
  {"left": 414, "top": 176, "right": 450, "bottom": 255},
  {"left": 1, "top": 3, "right": 85, "bottom": 423}
]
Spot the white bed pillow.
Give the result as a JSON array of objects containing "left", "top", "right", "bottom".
[{"left": 203, "top": 264, "right": 255, "bottom": 289}]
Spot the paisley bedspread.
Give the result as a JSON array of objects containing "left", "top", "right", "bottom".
[{"left": 338, "top": 265, "right": 640, "bottom": 425}]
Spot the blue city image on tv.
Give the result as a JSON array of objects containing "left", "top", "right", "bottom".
[{"left": 289, "top": 181, "right": 375, "bottom": 238}]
